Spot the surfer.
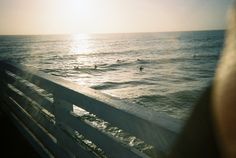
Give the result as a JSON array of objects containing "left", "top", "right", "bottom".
[
  {"left": 73, "top": 66, "right": 79, "bottom": 70},
  {"left": 139, "top": 66, "right": 144, "bottom": 71},
  {"left": 94, "top": 65, "right": 97, "bottom": 70}
]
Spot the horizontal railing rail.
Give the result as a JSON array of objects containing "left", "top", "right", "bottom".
[{"left": 0, "top": 60, "right": 182, "bottom": 158}]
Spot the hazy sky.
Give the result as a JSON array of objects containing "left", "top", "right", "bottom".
[{"left": 0, "top": 0, "right": 234, "bottom": 35}]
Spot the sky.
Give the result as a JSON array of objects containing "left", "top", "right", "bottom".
[{"left": 0, "top": 0, "right": 234, "bottom": 35}]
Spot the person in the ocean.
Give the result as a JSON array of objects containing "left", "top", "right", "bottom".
[
  {"left": 94, "top": 65, "right": 97, "bottom": 70},
  {"left": 139, "top": 66, "right": 144, "bottom": 71},
  {"left": 73, "top": 66, "right": 79, "bottom": 70}
]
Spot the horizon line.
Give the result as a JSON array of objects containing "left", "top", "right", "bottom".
[{"left": 0, "top": 28, "right": 226, "bottom": 36}]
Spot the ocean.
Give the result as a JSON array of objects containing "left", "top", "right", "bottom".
[{"left": 0, "top": 30, "right": 225, "bottom": 120}]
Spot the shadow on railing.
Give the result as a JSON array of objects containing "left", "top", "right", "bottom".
[{"left": 0, "top": 60, "right": 182, "bottom": 158}]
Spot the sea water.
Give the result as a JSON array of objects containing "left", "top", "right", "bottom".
[{"left": 0, "top": 30, "right": 225, "bottom": 120}]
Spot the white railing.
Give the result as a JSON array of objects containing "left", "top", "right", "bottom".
[{"left": 0, "top": 61, "right": 182, "bottom": 158}]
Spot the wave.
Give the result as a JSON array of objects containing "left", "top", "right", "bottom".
[
  {"left": 91, "top": 80, "right": 152, "bottom": 90},
  {"left": 135, "top": 94, "right": 167, "bottom": 103},
  {"left": 135, "top": 89, "right": 203, "bottom": 109}
]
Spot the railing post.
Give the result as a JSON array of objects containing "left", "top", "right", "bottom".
[{"left": 53, "top": 96, "right": 74, "bottom": 157}]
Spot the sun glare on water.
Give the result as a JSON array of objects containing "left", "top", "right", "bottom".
[{"left": 70, "top": 34, "right": 92, "bottom": 55}]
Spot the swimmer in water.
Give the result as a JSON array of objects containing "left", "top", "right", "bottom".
[
  {"left": 139, "top": 66, "right": 144, "bottom": 71},
  {"left": 74, "top": 66, "right": 79, "bottom": 70},
  {"left": 94, "top": 65, "right": 97, "bottom": 70}
]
